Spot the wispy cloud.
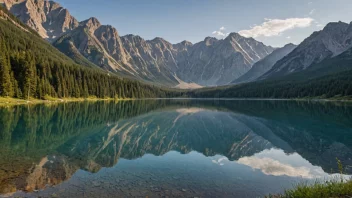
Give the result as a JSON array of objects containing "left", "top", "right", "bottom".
[
  {"left": 314, "top": 21, "right": 325, "bottom": 29},
  {"left": 316, "top": 23, "right": 325, "bottom": 30},
  {"left": 239, "top": 18, "right": 314, "bottom": 38},
  {"left": 212, "top": 157, "right": 227, "bottom": 166},
  {"left": 212, "top": 26, "right": 229, "bottom": 39},
  {"left": 309, "top": 9, "right": 316, "bottom": 15}
]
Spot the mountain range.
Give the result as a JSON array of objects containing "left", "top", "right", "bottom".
[
  {"left": 52, "top": 17, "right": 275, "bottom": 87},
  {"left": 260, "top": 21, "right": 352, "bottom": 80},
  {"left": 1, "top": 0, "right": 276, "bottom": 87},
  {"left": 0, "top": 0, "right": 352, "bottom": 99}
]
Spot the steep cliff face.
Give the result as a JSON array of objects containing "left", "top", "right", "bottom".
[
  {"left": 53, "top": 17, "right": 135, "bottom": 75},
  {"left": 261, "top": 21, "right": 352, "bottom": 79},
  {"left": 176, "top": 34, "right": 274, "bottom": 86},
  {"left": 120, "top": 35, "right": 179, "bottom": 84},
  {"left": 0, "top": 0, "right": 78, "bottom": 40},
  {"left": 117, "top": 33, "right": 274, "bottom": 87},
  {"left": 233, "top": 43, "right": 296, "bottom": 84}
]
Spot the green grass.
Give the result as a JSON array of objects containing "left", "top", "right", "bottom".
[
  {"left": 267, "top": 179, "right": 352, "bottom": 198},
  {"left": 267, "top": 160, "right": 352, "bottom": 198}
]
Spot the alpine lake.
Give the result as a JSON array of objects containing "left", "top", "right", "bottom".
[{"left": 0, "top": 99, "right": 351, "bottom": 198}]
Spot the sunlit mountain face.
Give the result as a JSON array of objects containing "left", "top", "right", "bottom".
[{"left": 0, "top": 100, "right": 351, "bottom": 197}]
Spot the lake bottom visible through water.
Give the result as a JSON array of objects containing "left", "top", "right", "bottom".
[{"left": 0, "top": 99, "right": 351, "bottom": 197}]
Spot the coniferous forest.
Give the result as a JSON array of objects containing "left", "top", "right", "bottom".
[
  {"left": 189, "top": 69, "right": 352, "bottom": 99},
  {"left": 0, "top": 12, "right": 183, "bottom": 100}
]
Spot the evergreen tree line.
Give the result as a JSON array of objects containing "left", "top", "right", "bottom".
[
  {"left": 190, "top": 68, "right": 352, "bottom": 99},
  {"left": 0, "top": 19, "right": 183, "bottom": 99}
]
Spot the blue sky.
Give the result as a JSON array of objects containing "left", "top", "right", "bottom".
[{"left": 58, "top": 0, "right": 352, "bottom": 47}]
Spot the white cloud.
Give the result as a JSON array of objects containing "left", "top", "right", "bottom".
[
  {"left": 238, "top": 156, "right": 316, "bottom": 178},
  {"left": 212, "top": 26, "right": 229, "bottom": 39},
  {"left": 212, "top": 157, "right": 227, "bottom": 166},
  {"left": 286, "top": 36, "right": 291, "bottom": 39},
  {"left": 309, "top": 9, "right": 316, "bottom": 15},
  {"left": 237, "top": 149, "right": 327, "bottom": 179},
  {"left": 308, "top": 1, "right": 313, "bottom": 4},
  {"left": 239, "top": 18, "right": 314, "bottom": 38}
]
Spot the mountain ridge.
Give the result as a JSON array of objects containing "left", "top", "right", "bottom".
[
  {"left": 233, "top": 43, "right": 296, "bottom": 84},
  {"left": 260, "top": 21, "right": 352, "bottom": 80},
  {"left": 1, "top": 0, "right": 275, "bottom": 87},
  {"left": 0, "top": 0, "right": 78, "bottom": 40}
]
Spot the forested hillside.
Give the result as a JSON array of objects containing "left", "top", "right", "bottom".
[
  {"left": 0, "top": 14, "right": 183, "bottom": 99},
  {"left": 190, "top": 68, "right": 352, "bottom": 99}
]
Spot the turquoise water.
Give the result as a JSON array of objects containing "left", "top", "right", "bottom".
[{"left": 0, "top": 100, "right": 351, "bottom": 197}]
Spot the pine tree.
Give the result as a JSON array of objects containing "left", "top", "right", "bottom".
[
  {"left": 22, "top": 53, "right": 36, "bottom": 100},
  {"left": 10, "top": 72, "right": 20, "bottom": 98},
  {"left": 0, "top": 38, "right": 14, "bottom": 97}
]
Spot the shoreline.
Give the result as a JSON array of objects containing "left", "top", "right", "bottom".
[
  {"left": 143, "top": 97, "right": 352, "bottom": 102},
  {"left": 0, "top": 97, "right": 135, "bottom": 107},
  {"left": 1, "top": 96, "right": 351, "bottom": 107}
]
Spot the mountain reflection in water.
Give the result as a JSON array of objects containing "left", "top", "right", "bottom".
[{"left": 0, "top": 100, "right": 351, "bottom": 197}]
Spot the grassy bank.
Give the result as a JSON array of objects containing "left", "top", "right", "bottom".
[
  {"left": 267, "top": 179, "right": 352, "bottom": 198},
  {"left": 0, "top": 96, "right": 134, "bottom": 106},
  {"left": 268, "top": 160, "right": 352, "bottom": 198}
]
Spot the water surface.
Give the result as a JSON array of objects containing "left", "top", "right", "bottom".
[{"left": 0, "top": 100, "right": 351, "bottom": 197}]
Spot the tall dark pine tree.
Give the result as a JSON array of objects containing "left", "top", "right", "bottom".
[
  {"left": 0, "top": 38, "right": 14, "bottom": 97},
  {"left": 22, "top": 53, "right": 36, "bottom": 100}
]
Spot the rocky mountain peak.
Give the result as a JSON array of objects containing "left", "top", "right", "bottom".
[
  {"left": 222, "top": 32, "right": 275, "bottom": 65},
  {"left": 81, "top": 17, "right": 101, "bottom": 32},
  {"left": 150, "top": 37, "right": 169, "bottom": 45},
  {"left": 151, "top": 37, "right": 165, "bottom": 42},
  {"left": 204, "top": 37, "right": 218, "bottom": 46},
  {"left": 260, "top": 21, "right": 352, "bottom": 80},
  {"left": 149, "top": 37, "right": 173, "bottom": 49},
  {"left": 173, "top": 40, "right": 193, "bottom": 51},
  {"left": 226, "top": 32, "right": 271, "bottom": 49},
  {"left": 226, "top": 32, "right": 242, "bottom": 39},
  {"left": 0, "top": 0, "right": 78, "bottom": 40},
  {"left": 323, "top": 21, "right": 348, "bottom": 31},
  {"left": 321, "top": 21, "right": 349, "bottom": 41},
  {"left": 122, "top": 34, "right": 144, "bottom": 43},
  {"left": 315, "top": 21, "right": 352, "bottom": 56},
  {"left": 284, "top": 43, "right": 296, "bottom": 48},
  {"left": 180, "top": 40, "right": 192, "bottom": 46}
]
